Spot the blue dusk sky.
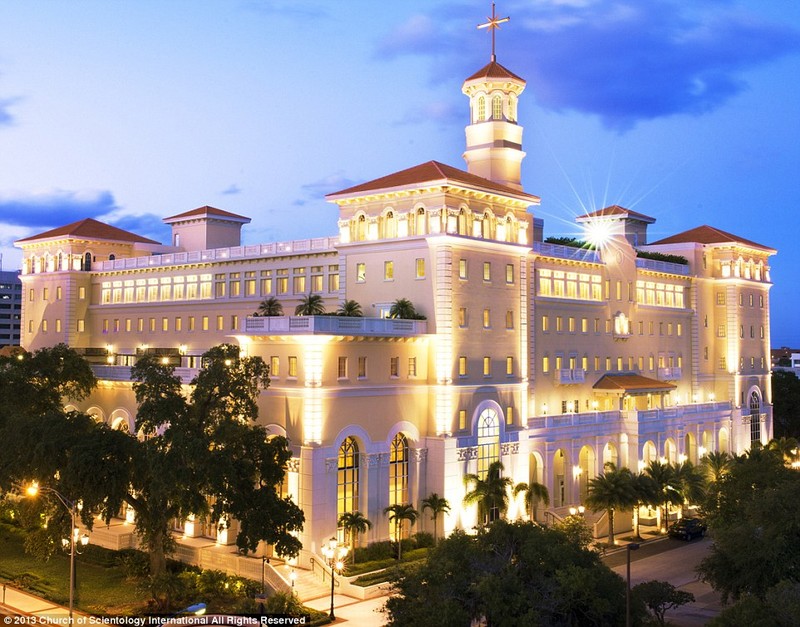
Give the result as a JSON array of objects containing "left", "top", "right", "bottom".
[{"left": 0, "top": 1, "right": 798, "bottom": 345}]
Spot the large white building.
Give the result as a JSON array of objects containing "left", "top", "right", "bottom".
[{"left": 16, "top": 50, "right": 774, "bottom": 571}]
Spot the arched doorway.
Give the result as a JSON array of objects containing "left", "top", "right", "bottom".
[
  {"left": 749, "top": 390, "right": 763, "bottom": 445},
  {"left": 553, "top": 449, "right": 567, "bottom": 508},
  {"left": 578, "top": 445, "right": 596, "bottom": 503}
]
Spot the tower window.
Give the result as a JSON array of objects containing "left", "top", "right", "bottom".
[
  {"left": 492, "top": 95, "right": 502, "bottom": 120},
  {"left": 477, "top": 96, "right": 486, "bottom": 121}
]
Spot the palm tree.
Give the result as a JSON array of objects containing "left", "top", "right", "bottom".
[
  {"left": 767, "top": 436, "right": 799, "bottom": 466},
  {"left": 585, "top": 463, "right": 636, "bottom": 546},
  {"left": 383, "top": 503, "right": 419, "bottom": 560},
  {"left": 294, "top": 293, "right": 325, "bottom": 316},
  {"left": 701, "top": 451, "right": 732, "bottom": 484},
  {"left": 254, "top": 296, "right": 283, "bottom": 317},
  {"left": 463, "top": 460, "right": 514, "bottom": 525},
  {"left": 337, "top": 300, "right": 363, "bottom": 317},
  {"left": 672, "top": 460, "right": 705, "bottom": 517},
  {"left": 628, "top": 470, "right": 658, "bottom": 539},
  {"left": 644, "top": 460, "right": 681, "bottom": 532},
  {"left": 389, "top": 298, "right": 417, "bottom": 320},
  {"left": 338, "top": 511, "right": 372, "bottom": 564},
  {"left": 421, "top": 493, "right": 450, "bottom": 541},
  {"left": 513, "top": 481, "right": 549, "bottom": 523}
]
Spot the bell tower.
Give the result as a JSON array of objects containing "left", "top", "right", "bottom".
[{"left": 462, "top": 3, "right": 526, "bottom": 190}]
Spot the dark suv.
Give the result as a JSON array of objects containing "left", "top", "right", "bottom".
[{"left": 668, "top": 517, "right": 707, "bottom": 540}]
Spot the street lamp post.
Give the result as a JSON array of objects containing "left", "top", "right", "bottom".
[
  {"left": 626, "top": 542, "right": 640, "bottom": 627},
  {"left": 25, "top": 482, "right": 86, "bottom": 623},
  {"left": 321, "top": 537, "right": 348, "bottom": 621}
]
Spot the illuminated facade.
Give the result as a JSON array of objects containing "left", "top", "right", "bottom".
[{"left": 16, "top": 56, "right": 774, "bottom": 567}]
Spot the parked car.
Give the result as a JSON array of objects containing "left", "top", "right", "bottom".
[{"left": 668, "top": 517, "right": 707, "bottom": 540}]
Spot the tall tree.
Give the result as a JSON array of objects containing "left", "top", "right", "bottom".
[
  {"left": 629, "top": 470, "right": 658, "bottom": 539},
  {"left": 512, "top": 481, "right": 549, "bottom": 523},
  {"left": 421, "top": 493, "right": 450, "bottom": 541},
  {"left": 463, "top": 461, "right": 513, "bottom": 525},
  {"left": 766, "top": 436, "right": 799, "bottom": 466},
  {"left": 384, "top": 521, "right": 637, "bottom": 627},
  {"left": 644, "top": 461, "right": 681, "bottom": 532},
  {"left": 383, "top": 503, "right": 419, "bottom": 560},
  {"left": 672, "top": 460, "right": 706, "bottom": 517},
  {"left": 294, "top": 293, "right": 325, "bottom": 316},
  {"left": 585, "top": 463, "right": 636, "bottom": 545},
  {"left": 254, "top": 296, "right": 283, "bottom": 317},
  {"left": 337, "top": 300, "right": 363, "bottom": 317},
  {"left": 338, "top": 511, "right": 371, "bottom": 563},
  {"left": 771, "top": 369, "right": 800, "bottom": 438}
]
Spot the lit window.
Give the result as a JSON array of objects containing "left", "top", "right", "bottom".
[
  {"left": 459, "top": 410, "right": 467, "bottom": 430},
  {"left": 483, "top": 262, "right": 491, "bottom": 281},
  {"left": 390, "top": 356, "right": 399, "bottom": 378},
  {"left": 483, "top": 309, "right": 491, "bottom": 328},
  {"left": 505, "top": 264, "right": 514, "bottom": 284},
  {"left": 217, "top": 315, "right": 224, "bottom": 331},
  {"left": 416, "top": 258, "right": 425, "bottom": 279},
  {"left": 506, "top": 406, "right": 513, "bottom": 426},
  {"left": 483, "top": 356, "right": 491, "bottom": 377},
  {"left": 162, "top": 317, "right": 169, "bottom": 332},
  {"left": 542, "top": 316, "right": 549, "bottom": 332},
  {"left": 408, "top": 357, "right": 417, "bottom": 377},
  {"left": 506, "top": 356, "right": 513, "bottom": 376},
  {"left": 77, "top": 319, "right": 85, "bottom": 332},
  {"left": 542, "top": 356, "right": 550, "bottom": 372},
  {"left": 270, "top": 356, "right": 279, "bottom": 377},
  {"left": 459, "top": 259, "right": 468, "bottom": 279},
  {"left": 356, "top": 263, "right": 366, "bottom": 283},
  {"left": 492, "top": 95, "right": 502, "bottom": 120},
  {"left": 459, "top": 307, "right": 467, "bottom": 327},
  {"left": 337, "top": 437, "right": 359, "bottom": 518},
  {"left": 505, "top": 310, "right": 513, "bottom": 329},
  {"left": 358, "top": 356, "right": 367, "bottom": 379},
  {"left": 384, "top": 261, "right": 394, "bottom": 281},
  {"left": 389, "top": 433, "right": 409, "bottom": 507},
  {"left": 338, "top": 356, "right": 348, "bottom": 379},
  {"left": 458, "top": 356, "right": 467, "bottom": 376},
  {"left": 288, "top": 356, "right": 298, "bottom": 378}
]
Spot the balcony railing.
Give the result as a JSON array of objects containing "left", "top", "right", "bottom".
[
  {"left": 657, "top": 367, "right": 682, "bottom": 381},
  {"left": 91, "top": 364, "right": 200, "bottom": 383},
  {"left": 533, "top": 242, "right": 601, "bottom": 264},
  {"left": 95, "top": 236, "right": 339, "bottom": 272},
  {"left": 554, "top": 369, "right": 585, "bottom": 385},
  {"left": 244, "top": 315, "right": 427, "bottom": 337},
  {"left": 635, "top": 258, "right": 690, "bottom": 276}
]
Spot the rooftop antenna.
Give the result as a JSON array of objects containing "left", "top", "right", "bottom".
[{"left": 477, "top": 2, "right": 510, "bottom": 63}]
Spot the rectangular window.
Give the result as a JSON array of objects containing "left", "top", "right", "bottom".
[
  {"left": 458, "top": 307, "right": 467, "bottom": 327},
  {"left": 230, "top": 315, "right": 238, "bottom": 331},
  {"left": 581, "top": 318, "right": 588, "bottom": 333},
  {"left": 483, "top": 262, "right": 491, "bottom": 281},
  {"left": 43, "top": 287, "right": 49, "bottom": 301},
  {"left": 505, "top": 310, "right": 513, "bottom": 329},
  {"left": 568, "top": 317, "right": 575, "bottom": 333},
  {"left": 55, "top": 319, "right": 62, "bottom": 333},
  {"left": 556, "top": 316, "right": 563, "bottom": 332},
  {"left": 28, "top": 288, "right": 34, "bottom": 302},
  {"left": 311, "top": 274, "right": 323, "bottom": 293},
  {"left": 162, "top": 317, "right": 169, "bottom": 332},
  {"left": 260, "top": 277, "right": 273, "bottom": 295},
  {"left": 77, "top": 319, "right": 85, "bottom": 333},
  {"left": 356, "top": 263, "right": 366, "bottom": 283},
  {"left": 408, "top": 357, "right": 417, "bottom": 377},
  {"left": 506, "top": 406, "right": 513, "bottom": 426},
  {"left": 505, "top": 264, "right": 514, "bottom": 284},
  {"left": 215, "top": 282, "right": 226, "bottom": 298},
  {"left": 542, "top": 316, "right": 549, "bottom": 332},
  {"left": 229, "top": 280, "right": 241, "bottom": 297},
  {"left": 79, "top": 286, "right": 86, "bottom": 300},
  {"left": 717, "top": 325, "right": 726, "bottom": 338},
  {"left": 269, "top": 356, "right": 279, "bottom": 377},
  {"left": 390, "top": 356, "right": 399, "bottom": 378},
  {"left": 716, "top": 292, "right": 725, "bottom": 305},
  {"left": 542, "top": 356, "right": 550, "bottom": 372},
  {"left": 415, "top": 258, "right": 425, "bottom": 279},
  {"left": 483, "top": 356, "right": 491, "bottom": 377},
  {"left": 358, "top": 356, "right": 367, "bottom": 379},
  {"left": 217, "top": 315, "right": 224, "bottom": 331},
  {"left": 338, "top": 356, "right": 348, "bottom": 379},
  {"left": 56, "top": 286, "right": 62, "bottom": 300},
  {"left": 506, "top": 356, "right": 514, "bottom": 376},
  {"left": 328, "top": 272, "right": 339, "bottom": 293},
  {"left": 483, "top": 309, "right": 490, "bottom": 328},
  {"left": 277, "top": 277, "right": 288, "bottom": 294},
  {"left": 288, "top": 356, "right": 298, "bottom": 378},
  {"left": 42, "top": 319, "right": 49, "bottom": 333},
  {"left": 384, "top": 261, "right": 394, "bottom": 281},
  {"left": 458, "top": 356, "right": 467, "bottom": 376},
  {"left": 188, "top": 316, "right": 195, "bottom": 331},
  {"left": 202, "top": 316, "right": 209, "bottom": 331},
  {"left": 459, "top": 409, "right": 467, "bottom": 431},
  {"left": 292, "top": 276, "right": 305, "bottom": 294},
  {"left": 458, "top": 259, "right": 468, "bottom": 280},
  {"left": 149, "top": 318, "right": 156, "bottom": 332}
]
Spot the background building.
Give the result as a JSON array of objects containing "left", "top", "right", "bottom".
[{"left": 0, "top": 269, "right": 22, "bottom": 348}]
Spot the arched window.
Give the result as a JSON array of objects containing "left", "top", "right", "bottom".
[
  {"left": 492, "top": 95, "right": 502, "bottom": 120},
  {"left": 384, "top": 211, "right": 397, "bottom": 239},
  {"left": 356, "top": 215, "right": 367, "bottom": 241},
  {"left": 749, "top": 391, "right": 762, "bottom": 444},
  {"left": 508, "top": 94, "right": 517, "bottom": 121},
  {"left": 337, "top": 437, "right": 360, "bottom": 518},
  {"left": 83, "top": 252, "right": 92, "bottom": 271},
  {"left": 477, "top": 408, "right": 500, "bottom": 478},
  {"left": 415, "top": 207, "right": 426, "bottom": 235},
  {"left": 109, "top": 254, "right": 116, "bottom": 261},
  {"left": 477, "top": 96, "right": 486, "bottom": 121},
  {"left": 389, "top": 433, "right": 409, "bottom": 506},
  {"left": 458, "top": 208, "right": 467, "bottom": 235},
  {"left": 56, "top": 252, "right": 63, "bottom": 271}
]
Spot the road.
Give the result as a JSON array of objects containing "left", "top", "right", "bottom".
[{"left": 606, "top": 537, "right": 723, "bottom": 626}]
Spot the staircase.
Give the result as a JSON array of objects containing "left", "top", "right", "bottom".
[{"left": 273, "top": 563, "right": 332, "bottom": 602}]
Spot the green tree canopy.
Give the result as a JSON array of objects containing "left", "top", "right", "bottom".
[
  {"left": 421, "top": 493, "right": 450, "bottom": 541},
  {"left": 463, "top": 461, "right": 513, "bottom": 525},
  {"left": 254, "top": 296, "right": 283, "bottom": 317},
  {"left": 384, "top": 520, "right": 636, "bottom": 626},
  {"left": 772, "top": 370, "right": 800, "bottom": 438},
  {"left": 699, "top": 447, "right": 800, "bottom": 603},
  {"left": 337, "top": 300, "right": 363, "bottom": 317},
  {"left": 585, "top": 463, "right": 636, "bottom": 545},
  {"left": 294, "top": 293, "right": 325, "bottom": 316}
]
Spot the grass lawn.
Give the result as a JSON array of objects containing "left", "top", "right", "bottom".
[{"left": 0, "top": 523, "right": 149, "bottom": 614}]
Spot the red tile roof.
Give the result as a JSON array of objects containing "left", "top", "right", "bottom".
[
  {"left": 465, "top": 60, "right": 525, "bottom": 83},
  {"left": 326, "top": 160, "right": 539, "bottom": 203},
  {"left": 16, "top": 218, "right": 160, "bottom": 245},
  {"left": 577, "top": 205, "right": 655, "bottom": 223},
  {"left": 593, "top": 373, "right": 676, "bottom": 394},
  {"left": 650, "top": 225, "right": 774, "bottom": 252},
  {"left": 163, "top": 205, "right": 250, "bottom": 223}
]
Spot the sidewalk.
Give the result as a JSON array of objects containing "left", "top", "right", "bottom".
[
  {"left": 0, "top": 582, "right": 86, "bottom": 620},
  {"left": 304, "top": 593, "right": 388, "bottom": 625}
]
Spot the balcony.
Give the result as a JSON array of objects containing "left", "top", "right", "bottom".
[
  {"left": 91, "top": 364, "right": 200, "bottom": 383},
  {"left": 635, "top": 258, "right": 690, "bottom": 276},
  {"left": 533, "top": 241, "right": 601, "bottom": 264},
  {"left": 657, "top": 367, "right": 682, "bottom": 381},
  {"left": 243, "top": 315, "right": 428, "bottom": 337},
  {"left": 554, "top": 369, "right": 585, "bottom": 385}
]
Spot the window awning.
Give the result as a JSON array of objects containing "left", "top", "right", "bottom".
[{"left": 592, "top": 373, "right": 676, "bottom": 396}]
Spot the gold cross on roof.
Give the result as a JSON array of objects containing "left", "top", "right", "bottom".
[{"left": 477, "top": 2, "right": 510, "bottom": 62}]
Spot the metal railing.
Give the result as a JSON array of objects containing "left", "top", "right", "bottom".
[{"left": 244, "top": 315, "right": 427, "bottom": 337}]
